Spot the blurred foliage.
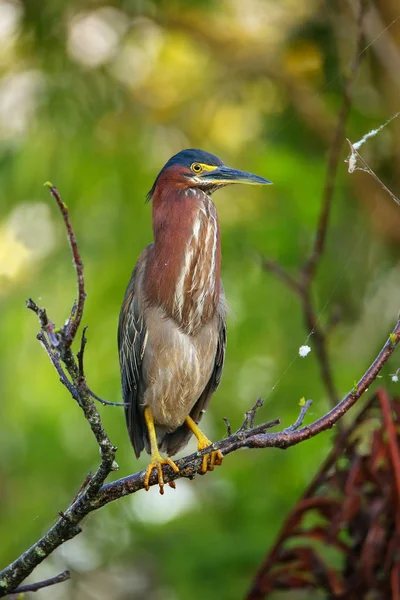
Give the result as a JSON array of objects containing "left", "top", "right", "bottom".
[{"left": 1, "top": 0, "right": 400, "bottom": 598}]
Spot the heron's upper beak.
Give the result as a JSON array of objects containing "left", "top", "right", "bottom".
[{"left": 200, "top": 166, "right": 272, "bottom": 186}]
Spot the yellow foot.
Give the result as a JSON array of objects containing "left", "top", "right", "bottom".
[
  {"left": 185, "top": 416, "right": 223, "bottom": 474},
  {"left": 198, "top": 441, "right": 224, "bottom": 474},
  {"left": 144, "top": 454, "right": 179, "bottom": 495}
]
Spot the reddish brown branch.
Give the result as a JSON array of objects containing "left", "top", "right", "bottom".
[
  {"left": 95, "top": 321, "right": 400, "bottom": 502},
  {"left": 302, "top": 0, "right": 366, "bottom": 284},
  {"left": 261, "top": 2, "right": 367, "bottom": 413},
  {"left": 260, "top": 257, "right": 302, "bottom": 297}
]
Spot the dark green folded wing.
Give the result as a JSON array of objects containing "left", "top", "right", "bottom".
[{"left": 118, "top": 253, "right": 148, "bottom": 458}]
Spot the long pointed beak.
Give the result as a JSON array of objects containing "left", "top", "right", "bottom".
[{"left": 200, "top": 166, "right": 272, "bottom": 186}]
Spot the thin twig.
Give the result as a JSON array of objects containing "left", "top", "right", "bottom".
[
  {"left": 72, "top": 472, "right": 92, "bottom": 503},
  {"left": 26, "top": 298, "right": 49, "bottom": 329},
  {"left": 85, "top": 386, "right": 127, "bottom": 407},
  {"left": 241, "top": 418, "right": 281, "bottom": 437},
  {"left": 26, "top": 299, "right": 59, "bottom": 347},
  {"left": 8, "top": 570, "right": 70, "bottom": 595},
  {"left": 260, "top": 257, "right": 302, "bottom": 297},
  {"left": 45, "top": 184, "right": 86, "bottom": 346},
  {"left": 237, "top": 398, "right": 264, "bottom": 433},
  {"left": 249, "top": 400, "right": 263, "bottom": 429},
  {"left": 284, "top": 399, "right": 313, "bottom": 432},
  {"left": 223, "top": 417, "right": 232, "bottom": 437},
  {"left": 36, "top": 332, "right": 79, "bottom": 402},
  {"left": 76, "top": 325, "right": 125, "bottom": 406}
]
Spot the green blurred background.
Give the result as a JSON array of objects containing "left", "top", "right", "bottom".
[{"left": 1, "top": 0, "right": 400, "bottom": 598}]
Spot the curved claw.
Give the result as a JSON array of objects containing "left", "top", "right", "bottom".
[
  {"left": 210, "top": 449, "right": 224, "bottom": 470},
  {"left": 144, "top": 455, "right": 179, "bottom": 494},
  {"left": 201, "top": 449, "right": 224, "bottom": 473}
]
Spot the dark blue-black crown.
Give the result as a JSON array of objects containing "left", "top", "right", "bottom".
[{"left": 147, "top": 149, "right": 224, "bottom": 201}]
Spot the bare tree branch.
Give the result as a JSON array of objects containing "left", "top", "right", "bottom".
[
  {"left": 93, "top": 318, "right": 400, "bottom": 503},
  {"left": 261, "top": 1, "right": 367, "bottom": 412}
]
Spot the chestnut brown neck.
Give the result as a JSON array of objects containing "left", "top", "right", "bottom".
[{"left": 144, "top": 183, "right": 221, "bottom": 334}]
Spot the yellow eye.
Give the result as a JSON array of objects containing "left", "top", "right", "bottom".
[{"left": 191, "top": 163, "right": 203, "bottom": 174}]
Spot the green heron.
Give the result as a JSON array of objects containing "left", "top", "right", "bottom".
[{"left": 118, "top": 149, "right": 271, "bottom": 493}]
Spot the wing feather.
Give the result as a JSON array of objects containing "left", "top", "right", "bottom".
[{"left": 118, "top": 250, "right": 149, "bottom": 458}]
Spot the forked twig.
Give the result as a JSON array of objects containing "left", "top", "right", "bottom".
[
  {"left": 45, "top": 183, "right": 86, "bottom": 346},
  {"left": 76, "top": 326, "right": 126, "bottom": 407},
  {"left": 285, "top": 400, "right": 313, "bottom": 432}
]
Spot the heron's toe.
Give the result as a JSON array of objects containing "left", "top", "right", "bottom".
[{"left": 144, "top": 454, "right": 179, "bottom": 494}]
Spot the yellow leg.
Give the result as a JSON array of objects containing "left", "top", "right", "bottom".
[
  {"left": 186, "top": 416, "right": 223, "bottom": 474},
  {"left": 144, "top": 407, "right": 179, "bottom": 494}
]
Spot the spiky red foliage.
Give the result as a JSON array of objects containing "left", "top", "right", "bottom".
[{"left": 247, "top": 388, "right": 400, "bottom": 599}]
